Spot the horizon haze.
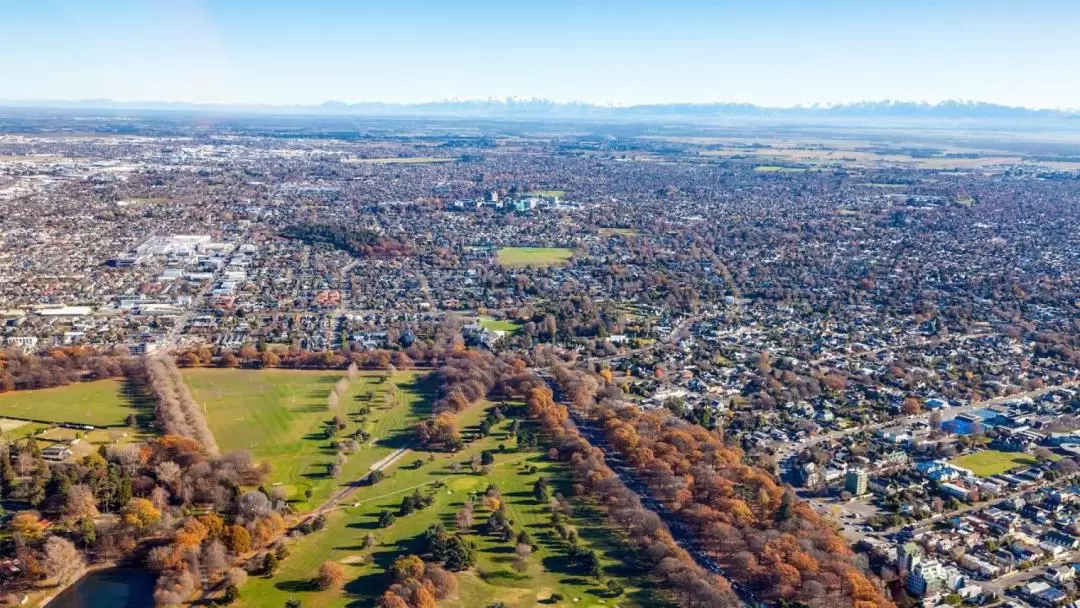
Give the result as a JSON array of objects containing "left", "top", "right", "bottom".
[{"left": 3, "top": 0, "right": 1080, "bottom": 110}]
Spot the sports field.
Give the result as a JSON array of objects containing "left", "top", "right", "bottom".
[
  {"left": 951, "top": 449, "right": 1040, "bottom": 477},
  {"left": 235, "top": 405, "right": 670, "bottom": 608},
  {"left": 0, "top": 379, "right": 142, "bottom": 427},
  {"left": 529, "top": 190, "right": 566, "bottom": 198},
  {"left": 496, "top": 247, "right": 574, "bottom": 268},
  {"left": 183, "top": 368, "right": 431, "bottom": 508},
  {"left": 479, "top": 316, "right": 522, "bottom": 335}
]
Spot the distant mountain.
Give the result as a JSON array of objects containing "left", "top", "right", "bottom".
[{"left": 0, "top": 98, "right": 1075, "bottom": 121}]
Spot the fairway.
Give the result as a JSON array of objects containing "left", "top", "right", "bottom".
[
  {"left": 183, "top": 368, "right": 431, "bottom": 508},
  {"left": 0, "top": 379, "right": 142, "bottom": 427},
  {"left": 479, "top": 316, "right": 522, "bottom": 335},
  {"left": 497, "top": 247, "right": 574, "bottom": 268},
  {"left": 236, "top": 406, "right": 671, "bottom": 608},
  {"left": 951, "top": 449, "right": 1040, "bottom": 477}
]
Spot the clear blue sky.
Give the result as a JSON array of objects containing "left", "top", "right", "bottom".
[{"left": 2, "top": 0, "right": 1078, "bottom": 108}]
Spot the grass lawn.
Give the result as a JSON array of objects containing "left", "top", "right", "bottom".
[
  {"left": 237, "top": 405, "right": 672, "bottom": 608},
  {"left": 479, "top": 317, "right": 522, "bottom": 335},
  {"left": 951, "top": 449, "right": 1042, "bottom": 477},
  {"left": 528, "top": 190, "right": 566, "bottom": 198},
  {"left": 0, "top": 419, "right": 46, "bottom": 441},
  {"left": 0, "top": 379, "right": 145, "bottom": 427},
  {"left": 496, "top": 247, "right": 574, "bottom": 268},
  {"left": 183, "top": 368, "right": 431, "bottom": 510},
  {"left": 599, "top": 227, "right": 639, "bottom": 236}
]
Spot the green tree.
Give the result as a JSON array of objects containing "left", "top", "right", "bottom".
[
  {"left": 76, "top": 517, "right": 98, "bottom": 547},
  {"left": 378, "top": 510, "right": 396, "bottom": 528},
  {"left": 263, "top": 552, "right": 279, "bottom": 575},
  {"left": 0, "top": 449, "right": 15, "bottom": 498},
  {"left": 532, "top": 477, "right": 549, "bottom": 503},
  {"left": 443, "top": 535, "right": 476, "bottom": 571},
  {"left": 423, "top": 523, "right": 449, "bottom": 560},
  {"left": 221, "top": 583, "right": 240, "bottom": 604},
  {"left": 606, "top": 580, "right": 624, "bottom": 597}
]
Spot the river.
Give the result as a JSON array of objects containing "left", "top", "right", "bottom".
[{"left": 47, "top": 567, "right": 155, "bottom": 608}]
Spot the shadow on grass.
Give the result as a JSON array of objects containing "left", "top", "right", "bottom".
[
  {"left": 275, "top": 579, "right": 318, "bottom": 593},
  {"left": 346, "top": 519, "right": 382, "bottom": 531},
  {"left": 374, "top": 374, "right": 436, "bottom": 447},
  {"left": 343, "top": 571, "right": 387, "bottom": 607},
  {"left": 294, "top": 403, "right": 327, "bottom": 414},
  {"left": 477, "top": 569, "right": 530, "bottom": 583},
  {"left": 333, "top": 544, "right": 368, "bottom": 551},
  {"left": 121, "top": 375, "right": 157, "bottom": 428}
]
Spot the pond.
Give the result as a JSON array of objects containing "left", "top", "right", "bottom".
[{"left": 47, "top": 567, "right": 155, "bottom": 608}]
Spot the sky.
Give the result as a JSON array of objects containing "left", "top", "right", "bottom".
[{"left": 2, "top": 0, "right": 1079, "bottom": 109}]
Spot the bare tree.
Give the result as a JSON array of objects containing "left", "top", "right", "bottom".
[{"left": 45, "top": 536, "right": 85, "bottom": 585}]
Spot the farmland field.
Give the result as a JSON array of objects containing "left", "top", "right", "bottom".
[
  {"left": 753, "top": 165, "right": 808, "bottom": 173},
  {"left": 236, "top": 404, "right": 670, "bottom": 608},
  {"left": 183, "top": 368, "right": 431, "bottom": 509},
  {"left": 951, "top": 449, "right": 1040, "bottom": 477},
  {"left": 343, "top": 157, "right": 456, "bottom": 164},
  {"left": 0, "top": 379, "right": 143, "bottom": 427},
  {"left": 496, "top": 247, "right": 574, "bottom": 268}
]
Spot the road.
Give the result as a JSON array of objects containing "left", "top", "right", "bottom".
[
  {"left": 807, "top": 332, "right": 991, "bottom": 367},
  {"left": 158, "top": 246, "right": 245, "bottom": 352},
  {"left": 774, "top": 381, "right": 1080, "bottom": 461},
  {"left": 159, "top": 277, "right": 217, "bottom": 351},
  {"left": 193, "top": 444, "right": 411, "bottom": 605},
  {"left": 591, "top": 313, "right": 701, "bottom": 364},
  {"left": 984, "top": 549, "right": 1080, "bottom": 595},
  {"left": 304, "top": 446, "right": 412, "bottom": 521}
]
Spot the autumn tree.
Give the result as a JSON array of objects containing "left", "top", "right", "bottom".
[
  {"left": 390, "top": 554, "right": 425, "bottom": 582},
  {"left": 123, "top": 497, "right": 161, "bottom": 531},
  {"left": 12, "top": 512, "right": 46, "bottom": 544},
  {"left": 222, "top": 524, "right": 252, "bottom": 555},
  {"left": 317, "top": 561, "right": 346, "bottom": 590},
  {"left": 902, "top": 397, "right": 922, "bottom": 415}
]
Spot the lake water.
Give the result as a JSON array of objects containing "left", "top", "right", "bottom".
[{"left": 47, "top": 567, "right": 155, "bottom": 608}]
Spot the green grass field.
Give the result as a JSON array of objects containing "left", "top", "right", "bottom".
[
  {"left": 528, "top": 190, "right": 566, "bottom": 198},
  {"left": 496, "top": 247, "right": 574, "bottom": 268},
  {"left": 951, "top": 449, "right": 1041, "bottom": 477},
  {"left": 478, "top": 317, "right": 522, "bottom": 335},
  {"left": 236, "top": 405, "right": 670, "bottom": 608},
  {"left": 599, "top": 227, "right": 639, "bottom": 236},
  {"left": 0, "top": 379, "right": 144, "bottom": 427},
  {"left": 183, "top": 368, "right": 431, "bottom": 509}
]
